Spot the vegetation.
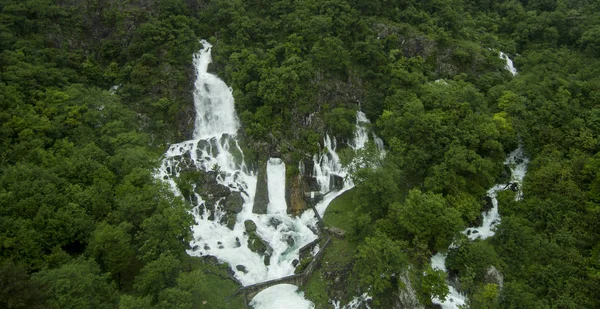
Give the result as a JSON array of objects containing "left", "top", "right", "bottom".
[{"left": 2, "top": 0, "right": 600, "bottom": 308}]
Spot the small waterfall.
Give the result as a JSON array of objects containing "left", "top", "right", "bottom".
[
  {"left": 431, "top": 146, "right": 529, "bottom": 308},
  {"left": 499, "top": 52, "right": 518, "bottom": 76}
]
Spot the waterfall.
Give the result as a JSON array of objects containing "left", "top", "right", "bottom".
[
  {"left": 431, "top": 146, "right": 529, "bottom": 308},
  {"left": 266, "top": 158, "right": 287, "bottom": 214},
  {"left": 157, "top": 40, "right": 383, "bottom": 298},
  {"left": 499, "top": 52, "right": 518, "bottom": 76}
]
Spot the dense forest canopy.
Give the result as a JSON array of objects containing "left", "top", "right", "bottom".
[{"left": 1, "top": 0, "right": 599, "bottom": 308}]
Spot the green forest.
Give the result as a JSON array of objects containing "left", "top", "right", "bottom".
[{"left": 1, "top": 0, "right": 600, "bottom": 308}]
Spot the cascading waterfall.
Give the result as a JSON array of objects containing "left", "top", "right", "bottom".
[
  {"left": 499, "top": 52, "right": 518, "bottom": 76},
  {"left": 157, "top": 40, "right": 382, "bottom": 308},
  {"left": 431, "top": 146, "right": 529, "bottom": 308},
  {"left": 431, "top": 52, "right": 524, "bottom": 308}
]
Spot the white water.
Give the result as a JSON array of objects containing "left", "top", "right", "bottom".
[
  {"left": 499, "top": 52, "right": 517, "bottom": 76},
  {"left": 431, "top": 146, "right": 529, "bottom": 308},
  {"left": 463, "top": 146, "right": 529, "bottom": 240},
  {"left": 267, "top": 158, "right": 287, "bottom": 214},
  {"left": 157, "top": 40, "right": 382, "bottom": 308},
  {"left": 250, "top": 284, "right": 315, "bottom": 309}
]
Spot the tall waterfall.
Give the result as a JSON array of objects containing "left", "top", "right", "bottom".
[{"left": 157, "top": 40, "right": 382, "bottom": 297}]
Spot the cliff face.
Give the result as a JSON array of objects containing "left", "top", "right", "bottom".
[
  {"left": 253, "top": 162, "right": 269, "bottom": 214},
  {"left": 288, "top": 175, "right": 307, "bottom": 215}
]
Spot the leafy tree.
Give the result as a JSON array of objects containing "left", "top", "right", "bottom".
[
  {"left": 393, "top": 189, "right": 464, "bottom": 251},
  {"left": 33, "top": 258, "right": 118, "bottom": 309},
  {"left": 133, "top": 253, "right": 181, "bottom": 300},
  {"left": 354, "top": 234, "right": 409, "bottom": 299}
]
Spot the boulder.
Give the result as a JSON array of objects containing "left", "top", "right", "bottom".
[
  {"left": 223, "top": 191, "right": 244, "bottom": 213},
  {"left": 236, "top": 265, "right": 248, "bottom": 274},
  {"left": 244, "top": 220, "right": 257, "bottom": 233}
]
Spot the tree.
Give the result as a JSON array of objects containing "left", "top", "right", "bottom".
[
  {"left": 87, "top": 222, "right": 134, "bottom": 287},
  {"left": 354, "top": 234, "right": 409, "bottom": 297},
  {"left": 394, "top": 189, "right": 463, "bottom": 251},
  {"left": 133, "top": 253, "right": 181, "bottom": 299},
  {"left": 33, "top": 258, "right": 118, "bottom": 309}
]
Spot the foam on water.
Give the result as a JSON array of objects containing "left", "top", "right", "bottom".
[
  {"left": 267, "top": 158, "right": 287, "bottom": 214},
  {"left": 250, "top": 284, "right": 315, "bottom": 309}
]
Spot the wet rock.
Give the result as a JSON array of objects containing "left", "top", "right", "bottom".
[
  {"left": 192, "top": 245, "right": 200, "bottom": 251},
  {"left": 292, "top": 259, "right": 300, "bottom": 267},
  {"left": 286, "top": 235, "right": 295, "bottom": 247},
  {"left": 330, "top": 175, "right": 344, "bottom": 191},
  {"left": 303, "top": 176, "right": 321, "bottom": 192},
  {"left": 509, "top": 183, "right": 519, "bottom": 192},
  {"left": 244, "top": 220, "right": 257, "bottom": 233},
  {"left": 236, "top": 265, "right": 248, "bottom": 274},
  {"left": 223, "top": 191, "right": 243, "bottom": 213},
  {"left": 483, "top": 196, "right": 494, "bottom": 212},
  {"left": 234, "top": 237, "right": 241, "bottom": 248},
  {"left": 301, "top": 158, "right": 315, "bottom": 177},
  {"left": 225, "top": 214, "right": 236, "bottom": 230},
  {"left": 204, "top": 244, "right": 210, "bottom": 250},
  {"left": 269, "top": 217, "right": 282, "bottom": 228}
]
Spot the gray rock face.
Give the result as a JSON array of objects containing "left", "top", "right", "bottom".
[
  {"left": 395, "top": 271, "right": 424, "bottom": 309},
  {"left": 484, "top": 266, "right": 504, "bottom": 291},
  {"left": 253, "top": 162, "right": 269, "bottom": 214},
  {"left": 330, "top": 175, "right": 344, "bottom": 191}
]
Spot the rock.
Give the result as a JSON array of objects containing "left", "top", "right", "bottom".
[
  {"left": 292, "top": 259, "right": 299, "bottom": 267},
  {"left": 286, "top": 235, "right": 295, "bottom": 247},
  {"left": 225, "top": 214, "right": 236, "bottom": 230},
  {"left": 303, "top": 176, "right": 321, "bottom": 192},
  {"left": 269, "top": 217, "right": 282, "bottom": 228},
  {"left": 191, "top": 245, "right": 200, "bottom": 251},
  {"left": 236, "top": 265, "right": 248, "bottom": 274},
  {"left": 330, "top": 175, "right": 344, "bottom": 191},
  {"left": 289, "top": 176, "right": 307, "bottom": 215},
  {"left": 234, "top": 237, "right": 241, "bottom": 248},
  {"left": 326, "top": 226, "right": 346, "bottom": 239},
  {"left": 223, "top": 191, "right": 244, "bottom": 213},
  {"left": 484, "top": 266, "right": 504, "bottom": 291},
  {"left": 301, "top": 158, "right": 315, "bottom": 177},
  {"left": 394, "top": 270, "right": 424, "bottom": 309},
  {"left": 509, "top": 183, "right": 519, "bottom": 192},
  {"left": 253, "top": 162, "right": 269, "bottom": 214},
  {"left": 483, "top": 195, "right": 494, "bottom": 212},
  {"left": 244, "top": 220, "right": 257, "bottom": 233}
]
